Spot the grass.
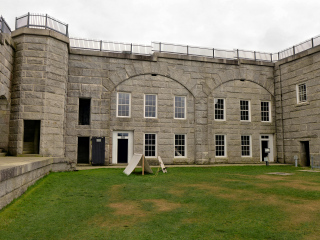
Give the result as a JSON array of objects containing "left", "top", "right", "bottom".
[{"left": 1, "top": 165, "right": 320, "bottom": 240}]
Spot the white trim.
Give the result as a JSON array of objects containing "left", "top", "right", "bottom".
[
  {"left": 214, "top": 98, "right": 226, "bottom": 121},
  {"left": 174, "top": 96, "right": 187, "bottom": 119},
  {"left": 215, "top": 134, "right": 227, "bottom": 157},
  {"left": 143, "top": 133, "right": 157, "bottom": 158},
  {"left": 240, "top": 100, "right": 251, "bottom": 122},
  {"left": 144, "top": 94, "right": 157, "bottom": 118},
  {"left": 112, "top": 131, "right": 134, "bottom": 164},
  {"left": 261, "top": 101, "right": 271, "bottom": 122},
  {"left": 116, "top": 92, "right": 131, "bottom": 118},
  {"left": 174, "top": 134, "right": 187, "bottom": 158},
  {"left": 260, "top": 134, "right": 274, "bottom": 162}
]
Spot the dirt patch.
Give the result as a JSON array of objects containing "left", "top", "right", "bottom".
[
  {"left": 109, "top": 184, "right": 126, "bottom": 201},
  {"left": 280, "top": 181, "right": 320, "bottom": 192},
  {"left": 255, "top": 174, "right": 288, "bottom": 181},
  {"left": 143, "top": 199, "right": 181, "bottom": 212},
  {"left": 168, "top": 188, "right": 185, "bottom": 197},
  {"left": 109, "top": 201, "right": 147, "bottom": 217}
]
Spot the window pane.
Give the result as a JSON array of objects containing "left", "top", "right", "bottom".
[
  {"left": 175, "top": 96, "right": 186, "bottom": 119},
  {"left": 145, "top": 95, "right": 156, "bottom": 118},
  {"left": 215, "top": 135, "right": 225, "bottom": 157},
  {"left": 261, "top": 102, "right": 270, "bottom": 122},
  {"left": 241, "top": 136, "right": 251, "bottom": 156},
  {"left": 145, "top": 134, "right": 156, "bottom": 157},
  {"left": 215, "top": 99, "right": 224, "bottom": 120},
  {"left": 240, "top": 100, "right": 249, "bottom": 121},
  {"left": 174, "top": 134, "right": 185, "bottom": 157},
  {"left": 117, "top": 93, "right": 130, "bottom": 117}
]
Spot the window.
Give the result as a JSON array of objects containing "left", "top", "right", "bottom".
[
  {"left": 144, "top": 94, "right": 157, "bottom": 118},
  {"left": 214, "top": 98, "right": 225, "bottom": 120},
  {"left": 144, "top": 134, "right": 156, "bottom": 157},
  {"left": 174, "top": 96, "right": 186, "bottom": 119},
  {"left": 297, "top": 83, "right": 307, "bottom": 103},
  {"left": 174, "top": 134, "right": 186, "bottom": 157},
  {"left": 241, "top": 135, "right": 251, "bottom": 157},
  {"left": 78, "top": 98, "right": 90, "bottom": 125},
  {"left": 261, "top": 102, "right": 271, "bottom": 122},
  {"left": 215, "top": 135, "right": 226, "bottom": 157},
  {"left": 240, "top": 100, "right": 250, "bottom": 121},
  {"left": 117, "top": 92, "right": 130, "bottom": 117}
]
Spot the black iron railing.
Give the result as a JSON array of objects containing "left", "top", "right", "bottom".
[
  {"left": 0, "top": 16, "right": 11, "bottom": 34},
  {"left": 15, "top": 13, "right": 68, "bottom": 36}
]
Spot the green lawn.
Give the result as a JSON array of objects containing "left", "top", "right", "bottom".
[{"left": 1, "top": 166, "right": 320, "bottom": 240}]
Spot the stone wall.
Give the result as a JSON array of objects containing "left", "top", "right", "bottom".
[
  {"left": 9, "top": 28, "right": 68, "bottom": 156},
  {"left": 0, "top": 33, "right": 14, "bottom": 152},
  {"left": 275, "top": 46, "right": 320, "bottom": 164},
  {"left": 67, "top": 49, "right": 275, "bottom": 164}
]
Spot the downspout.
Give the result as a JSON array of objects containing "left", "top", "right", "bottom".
[{"left": 278, "top": 64, "right": 285, "bottom": 163}]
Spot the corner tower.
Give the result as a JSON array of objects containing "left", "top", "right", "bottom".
[{"left": 9, "top": 15, "right": 69, "bottom": 157}]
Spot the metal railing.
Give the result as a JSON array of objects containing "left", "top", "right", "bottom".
[
  {"left": 0, "top": 16, "right": 11, "bottom": 34},
  {"left": 15, "top": 13, "right": 68, "bottom": 36},
  {"left": 70, "top": 38, "right": 152, "bottom": 55}
]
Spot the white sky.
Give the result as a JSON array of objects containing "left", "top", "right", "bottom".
[{"left": 2, "top": 0, "right": 320, "bottom": 53}]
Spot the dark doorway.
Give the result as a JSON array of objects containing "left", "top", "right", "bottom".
[
  {"left": 78, "top": 137, "right": 90, "bottom": 164},
  {"left": 261, "top": 141, "right": 268, "bottom": 161},
  {"left": 92, "top": 137, "right": 105, "bottom": 165},
  {"left": 23, "top": 120, "right": 40, "bottom": 154},
  {"left": 117, "top": 139, "right": 128, "bottom": 163},
  {"left": 300, "top": 141, "right": 310, "bottom": 166},
  {"left": 79, "top": 98, "right": 90, "bottom": 125}
]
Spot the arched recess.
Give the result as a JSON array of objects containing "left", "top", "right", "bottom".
[{"left": 111, "top": 73, "right": 196, "bottom": 98}]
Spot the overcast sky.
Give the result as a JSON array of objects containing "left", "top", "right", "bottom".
[{"left": 2, "top": 0, "right": 320, "bottom": 53}]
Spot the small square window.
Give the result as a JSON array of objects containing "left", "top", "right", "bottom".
[
  {"left": 241, "top": 135, "right": 251, "bottom": 157},
  {"left": 214, "top": 98, "right": 225, "bottom": 120},
  {"left": 297, "top": 83, "right": 307, "bottom": 103},
  {"left": 240, "top": 100, "right": 250, "bottom": 121},
  {"left": 174, "top": 96, "right": 186, "bottom": 119},
  {"left": 174, "top": 134, "right": 186, "bottom": 157},
  {"left": 117, "top": 92, "right": 131, "bottom": 117}
]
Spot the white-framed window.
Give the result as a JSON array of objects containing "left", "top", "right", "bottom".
[
  {"left": 296, "top": 83, "right": 307, "bottom": 103},
  {"left": 144, "top": 94, "right": 157, "bottom": 118},
  {"left": 241, "top": 135, "right": 251, "bottom": 157},
  {"left": 240, "top": 100, "right": 250, "bottom": 121},
  {"left": 174, "top": 96, "right": 186, "bottom": 119},
  {"left": 117, "top": 92, "right": 131, "bottom": 117},
  {"left": 214, "top": 98, "right": 225, "bottom": 120},
  {"left": 261, "top": 101, "right": 271, "bottom": 122},
  {"left": 174, "top": 134, "right": 186, "bottom": 157},
  {"left": 144, "top": 133, "right": 156, "bottom": 157},
  {"left": 215, "top": 135, "right": 226, "bottom": 157}
]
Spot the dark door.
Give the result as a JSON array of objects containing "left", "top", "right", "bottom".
[
  {"left": 117, "top": 139, "right": 128, "bottom": 163},
  {"left": 92, "top": 137, "right": 105, "bottom": 165},
  {"left": 78, "top": 137, "right": 90, "bottom": 164},
  {"left": 301, "top": 141, "right": 310, "bottom": 166},
  {"left": 261, "top": 141, "right": 268, "bottom": 161},
  {"left": 23, "top": 120, "right": 40, "bottom": 154}
]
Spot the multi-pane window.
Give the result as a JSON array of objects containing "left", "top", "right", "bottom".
[
  {"left": 214, "top": 98, "right": 225, "bottom": 120},
  {"left": 240, "top": 100, "right": 250, "bottom": 121},
  {"left": 174, "top": 134, "right": 186, "bottom": 157},
  {"left": 145, "top": 94, "right": 157, "bottom": 118},
  {"left": 78, "top": 98, "right": 90, "bottom": 125},
  {"left": 117, "top": 92, "right": 130, "bottom": 117},
  {"left": 215, "top": 135, "right": 226, "bottom": 157},
  {"left": 144, "top": 134, "right": 156, "bottom": 157},
  {"left": 261, "top": 102, "right": 270, "bottom": 122},
  {"left": 174, "top": 96, "right": 186, "bottom": 119},
  {"left": 297, "top": 83, "right": 307, "bottom": 103},
  {"left": 241, "top": 135, "right": 251, "bottom": 157}
]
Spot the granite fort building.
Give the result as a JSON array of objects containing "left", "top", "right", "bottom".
[{"left": 1, "top": 13, "right": 320, "bottom": 169}]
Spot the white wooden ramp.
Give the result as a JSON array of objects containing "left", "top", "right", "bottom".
[
  {"left": 158, "top": 156, "right": 167, "bottom": 173},
  {"left": 123, "top": 154, "right": 153, "bottom": 176}
]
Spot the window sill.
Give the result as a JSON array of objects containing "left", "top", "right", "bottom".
[{"left": 295, "top": 101, "right": 309, "bottom": 107}]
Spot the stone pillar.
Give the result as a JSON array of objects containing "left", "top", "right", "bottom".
[
  {"left": 9, "top": 28, "right": 69, "bottom": 156},
  {"left": 194, "top": 84, "right": 209, "bottom": 164}
]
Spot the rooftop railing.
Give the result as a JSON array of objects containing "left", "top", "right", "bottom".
[
  {"left": 0, "top": 16, "right": 11, "bottom": 34},
  {"left": 15, "top": 13, "right": 68, "bottom": 36}
]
